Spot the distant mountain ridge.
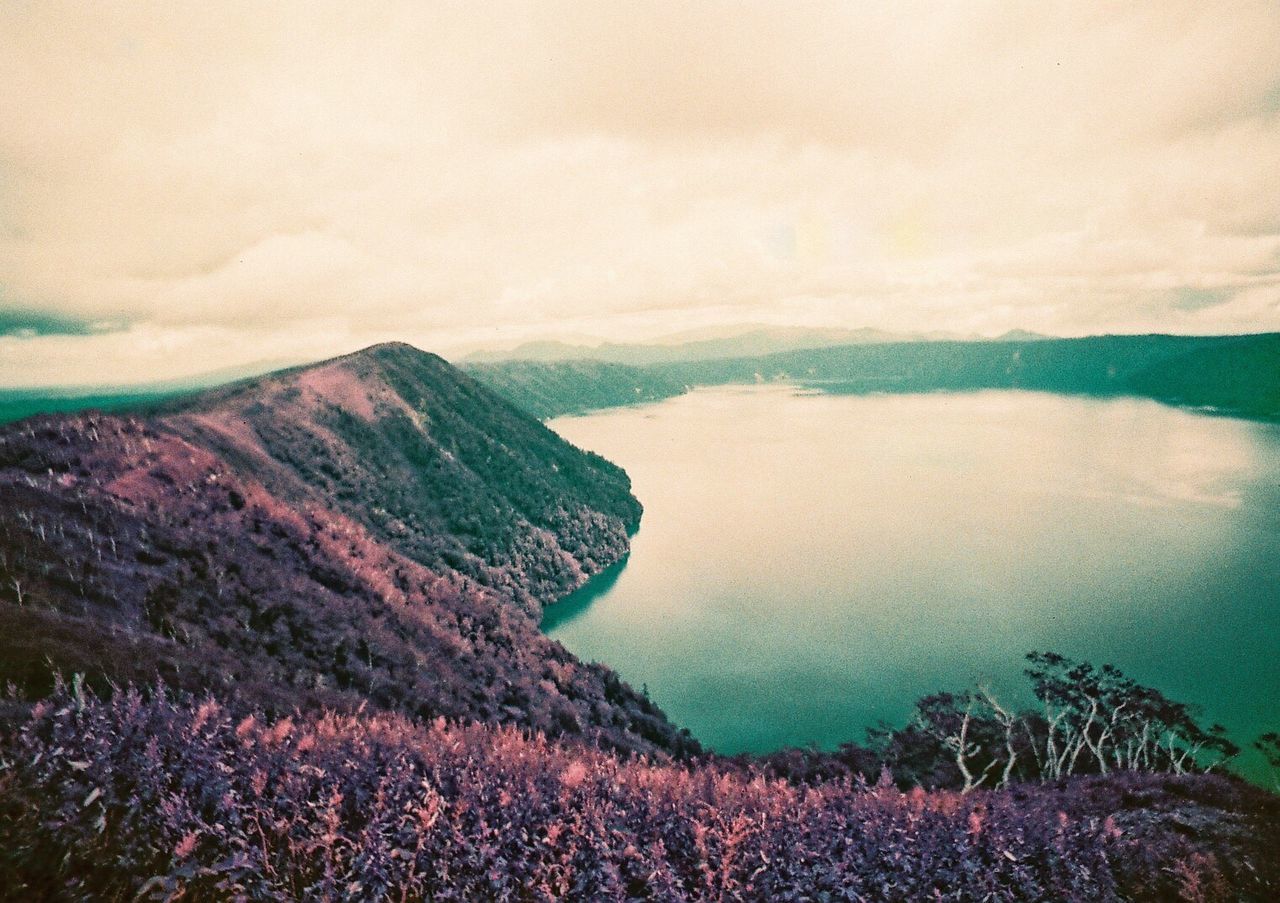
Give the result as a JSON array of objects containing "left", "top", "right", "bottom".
[
  {"left": 0, "top": 342, "right": 695, "bottom": 756},
  {"left": 645, "top": 332, "right": 1280, "bottom": 421},
  {"left": 462, "top": 332, "right": 1280, "bottom": 422},
  {"left": 0, "top": 357, "right": 301, "bottom": 425},
  {"left": 460, "top": 324, "right": 1048, "bottom": 366}
]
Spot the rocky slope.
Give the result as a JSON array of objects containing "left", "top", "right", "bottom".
[{"left": 0, "top": 343, "right": 696, "bottom": 757}]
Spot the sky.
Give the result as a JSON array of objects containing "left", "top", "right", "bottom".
[{"left": 2, "top": 2, "right": 1280, "bottom": 385}]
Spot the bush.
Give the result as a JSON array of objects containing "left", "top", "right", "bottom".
[{"left": 2, "top": 684, "right": 1277, "bottom": 901}]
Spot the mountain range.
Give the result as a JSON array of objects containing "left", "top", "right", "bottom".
[
  {"left": 460, "top": 323, "right": 1049, "bottom": 366},
  {"left": 465, "top": 332, "right": 1280, "bottom": 422}
]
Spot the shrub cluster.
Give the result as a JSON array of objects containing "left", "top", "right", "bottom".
[{"left": 3, "top": 684, "right": 1277, "bottom": 901}]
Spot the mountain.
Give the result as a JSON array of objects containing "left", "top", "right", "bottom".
[
  {"left": 462, "top": 339, "right": 600, "bottom": 364},
  {"left": 992, "top": 328, "right": 1051, "bottom": 342},
  {"left": 0, "top": 357, "right": 302, "bottom": 425},
  {"left": 459, "top": 333, "right": 1280, "bottom": 425},
  {"left": 460, "top": 324, "right": 973, "bottom": 366},
  {"left": 1127, "top": 333, "right": 1280, "bottom": 420},
  {"left": 643, "top": 333, "right": 1280, "bottom": 420},
  {"left": 161, "top": 344, "right": 641, "bottom": 611},
  {"left": 0, "top": 342, "right": 696, "bottom": 757}
]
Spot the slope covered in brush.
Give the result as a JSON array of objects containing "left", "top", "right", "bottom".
[
  {"left": 0, "top": 343, "right": 694, "bottom": 757},
  {"left": 164, "top": 343, "right": 641, "bottom": 609},
  {"left": 4, "top": 687, "right": 1277, "bottom": 901}
]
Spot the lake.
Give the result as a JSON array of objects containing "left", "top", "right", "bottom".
[{"left": 544, "top": 386, "right": 1280, "bottom": 780}]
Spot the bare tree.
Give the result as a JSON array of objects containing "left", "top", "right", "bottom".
[{"left": 977, "top": 687, "right": 1019, "bottom": 789}]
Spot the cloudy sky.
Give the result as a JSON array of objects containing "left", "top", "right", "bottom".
[{"left": 2, "top": 2, "right": 1279, "bottom": 385}]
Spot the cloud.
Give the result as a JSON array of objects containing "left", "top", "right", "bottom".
[
  {"left": 1, "top": 1, "right": 1279, "bottom": 382},
  {"left": 1169, "top": 287, "right": 1234, "bottom": 313},
  {"left": 0, "top": 307, "right": 126, "bottom": 338}
]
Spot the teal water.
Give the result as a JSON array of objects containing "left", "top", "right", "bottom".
[{"left": 544, "top": 387, "right": 1280, "bottom": 781}]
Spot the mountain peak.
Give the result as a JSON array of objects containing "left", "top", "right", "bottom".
[
  {"left": 160, "top": 339, "right": 643, "bottom": 595},
  {"left": 341, "top": 340, "right": 436, "bottom": 363},
  {"left": 297, "top": 341, "right": 447, "bottom": 379},
  {"left": 0, "top": 334, "right": 682, "bottom": 756},
  {"left": 162, "top": 341, "right": 453, "bottom": 420}
]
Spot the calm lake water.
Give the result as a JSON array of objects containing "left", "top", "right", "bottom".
[{"left": 544, "top": 387, "right": 1280, "bottom": 780}]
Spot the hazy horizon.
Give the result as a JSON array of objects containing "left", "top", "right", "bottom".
[{"left": 3, "top": 3, "right": 1279, "bottom": 385}]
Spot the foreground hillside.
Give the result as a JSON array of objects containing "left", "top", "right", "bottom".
[
  {"left": 3, "top": 687, "right": 1277, "bottom": 901},
  {"left": 0, "top": 343, "right": 694, "bottom": 757}
]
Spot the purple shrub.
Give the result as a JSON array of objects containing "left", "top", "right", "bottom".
[{"left": 1, "top": 685, "right": 1277, "bottom": 901}]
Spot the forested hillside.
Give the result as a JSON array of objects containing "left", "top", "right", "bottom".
[
  {"left": 463, "top": 359, "right": 689, "bottom": 419},
  {"left": 460, "top": 334, "right": 1280, "bottom": 424},
  {"left": 0, "top": 344, "right": 695, "bottom": 757},
  {"left": 650, "top": 333, "right": 1280, "bottom": 420}
]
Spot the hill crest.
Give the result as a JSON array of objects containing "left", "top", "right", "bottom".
[{"left": 0, "top": 343, "right": 692, "bottom": 757}]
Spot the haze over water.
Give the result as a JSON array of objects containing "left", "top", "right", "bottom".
[{"left": 545, "top": 387, "right": 1280, "bottom": 779}]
